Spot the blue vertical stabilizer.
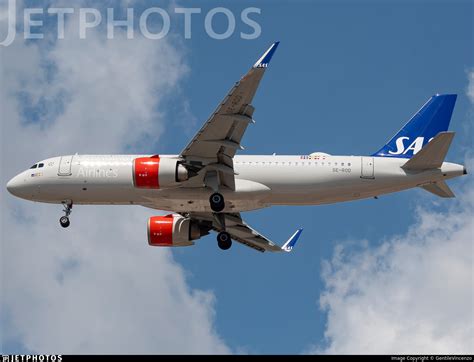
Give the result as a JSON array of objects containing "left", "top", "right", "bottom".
[{"left": 373, "top": 94, "right": 457, "bottom": 158}]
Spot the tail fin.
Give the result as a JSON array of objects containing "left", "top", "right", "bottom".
[{"left": 373, "top": 94, "right": 457, "bottom": 158}]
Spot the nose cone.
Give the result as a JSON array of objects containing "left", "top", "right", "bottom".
[{"left": 6, "top": 174, "right": 23, "bottom": 197}]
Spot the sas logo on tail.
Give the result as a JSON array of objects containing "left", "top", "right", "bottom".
[{"left": 389, "top": 136, "right": 433, "bottom": 155}]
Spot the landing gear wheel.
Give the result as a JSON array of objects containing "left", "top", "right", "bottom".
[
  {"left": 217, "top": 232, "right": 232, "bottom": 250},
  {"left": 60, "top": 201, "right": 73, "bottom": 228},
  {"left": 60, "top": 216, "right": 70, "bottom": 228},
  {"left": 209, "top": 192, "right": 225, "bottom": 212}
]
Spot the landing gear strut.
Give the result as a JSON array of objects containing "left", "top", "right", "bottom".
[
  {"left": 60, "top": 201, "right": 72, "bottom": 228},
  {"left": 217, "top": 231, "right": 232, "bottom": 250},
  {"left": 209, "top": 192, "right": 225, "bottom": 212}
]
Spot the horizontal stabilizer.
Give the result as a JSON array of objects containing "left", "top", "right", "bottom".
[
  {"left": 421, "top": 181, "right": 455, "bottom": 198},
  {"left": 402, "top": 132, "right": 455, "bottom": 170}
]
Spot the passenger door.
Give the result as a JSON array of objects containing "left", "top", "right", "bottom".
[
  {"left": 361, "top": 157, "right": 375, "bottom": 179},
  {"left": 58, "top": 155, "right": 74, "bottom": 176}
]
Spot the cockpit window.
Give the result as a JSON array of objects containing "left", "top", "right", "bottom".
[
  {"left": 30, "top": 164, "right": 37, "bottom": 169},
  {"left": 38, "top": 163, "right": 44, "bottom": 168}
]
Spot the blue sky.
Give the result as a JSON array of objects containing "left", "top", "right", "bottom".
[{"left": 1, "top": 0, "right": 473, "bottom": 355}]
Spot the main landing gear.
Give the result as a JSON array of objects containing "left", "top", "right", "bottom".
[
  {"left": 60, "top": 201, "right": 72, "bottom": 228},
  {"left": 217, "top": 231, "right": 232, "bottom": 250},
  {"left": 209, "top": 192, "right": 225, "bottom": 212}
]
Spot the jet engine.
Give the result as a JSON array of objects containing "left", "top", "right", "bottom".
[
  {"left": 147, "top": 214, "right": 204, "bottom": 247},
  {"left": 133, "top": 155, "right": 189, "bottom": 188}
]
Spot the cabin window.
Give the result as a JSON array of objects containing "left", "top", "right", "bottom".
[
  {"left": 348, "top": 162, "right": 351, "bottom": 166},
  {"left": 341, "top": 162, "right": 344, "bottom": 166}
]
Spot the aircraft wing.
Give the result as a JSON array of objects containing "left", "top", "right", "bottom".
[
  {"left": 179, "top": 42, "right": 280, "bottom": 191},
  {"left": 188, "top": 212, "right": 302, "bottom": 253}
]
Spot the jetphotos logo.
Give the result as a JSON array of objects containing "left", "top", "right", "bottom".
[
  {"left": 388, "top": 136, "right": 433, "bottom": 155},
  {"left": 0, "top": 0, "right": 262, "bottom": 47}
]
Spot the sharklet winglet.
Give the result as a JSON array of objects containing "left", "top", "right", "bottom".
[
  {"left": 281, "top": 228, "right": 303, "bottom": 252},
  {"left": 253, "top": 41, "right": 280, "bottom": 69}
]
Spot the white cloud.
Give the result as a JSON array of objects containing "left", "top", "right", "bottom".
[
  {"left": 314, "top": 191, "right": 473, "bottom": 354},
  {"left": 311, "top": 77, "right": 474, "bottom": 355},
  {"left": 467, "top": 70, "right": 474, "bottom": 104},
  {"left": 3, "top": 205, "right": 230, "bottom": 354},
  {"left": 2, "top": 11, "right": 185, "bottom": 158},
  {"left": 1, "top": 3, "right": 230, "bottom": 354}
]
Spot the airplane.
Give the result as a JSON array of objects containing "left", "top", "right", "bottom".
[{"left": 6, "top": 41, "right": 467, "bottom": 253}]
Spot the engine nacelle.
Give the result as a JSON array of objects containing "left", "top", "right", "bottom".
[
  {"left": 133, "top": 155, "right": 188, "bottom": 189},
  {"left": 147, "top": 214, "right": 202, "bottom": 247}
]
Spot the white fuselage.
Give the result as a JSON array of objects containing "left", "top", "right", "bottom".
[{"left": 6, "top": 154, "right": 465, "bottom": 213}]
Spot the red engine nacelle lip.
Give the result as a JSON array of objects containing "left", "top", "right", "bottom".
[
  {"left": 133, "top": 155, "right": 160, "bottom": 189},
  {"left": 148, "top": 214, "right": 174, "bottom": 246}
]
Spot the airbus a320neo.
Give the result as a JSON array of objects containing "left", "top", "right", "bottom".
[{"left": 7, "top": 42, "right": 467, "bottom": 253}]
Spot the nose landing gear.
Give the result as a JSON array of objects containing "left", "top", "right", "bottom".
[
  {"left": 60, "top": 201, "right": 72, "bottom": 228},
  {"left": 60, "top": 216, "right": 70, "bottom": 228}
]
